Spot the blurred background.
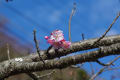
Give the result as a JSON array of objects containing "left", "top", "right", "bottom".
[{"left": 0, "top": 0, "right": 120, "bottom": 80}]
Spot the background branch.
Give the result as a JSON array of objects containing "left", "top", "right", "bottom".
[
  {"left": 90, "top": 56, "right": 120, "bottom": 80},
  {"left": 69, "top": 2, "right": 76, "bottom": 42}
]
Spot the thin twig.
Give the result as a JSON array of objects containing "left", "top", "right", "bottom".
[
  {"left": 6, "top": 43, "right": 10, "bottom": 60},
  {"left": 96, "top": 60, "right": 114, "bottom": 66},
  {"left": 90, "top": 56, "right": 120, "bottom": 80},
  {"left": 33, "top": 30, "right": 45, "bottom": 65},
  {"left": 69, "top": 2, "right": 76, "bottom": 42},
  {"left": 81, "top": 33, "right": 85, "bottom": 40},
  {"left": 93, "top": 12, "right": 120, "bottom": 45}
]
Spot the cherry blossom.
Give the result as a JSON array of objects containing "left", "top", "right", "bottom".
[{"left": 45, "top": 30, "right": 71, "bottom": 49}]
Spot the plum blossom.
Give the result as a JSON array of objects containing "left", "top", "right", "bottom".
[{"left": 45, "top": 30, "right": 71, "bottom": 49}]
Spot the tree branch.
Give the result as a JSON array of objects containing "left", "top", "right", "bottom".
[
  {"left": 22, "top": 35, "right": 120, "bottom": 62},
  {"left": 1, "top": 42, "right": 120, "bottom": 79},
  {"left": 1, "top": 35, "right": 120, "bottom": 64},
  {"left": 33, "top": 30, "right": 45, "bottom": 64},
  {"left": 96, "top": 60, "right": 113, "bottom": 66}
]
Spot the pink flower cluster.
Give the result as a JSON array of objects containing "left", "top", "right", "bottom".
[{"left": 45, "top": 30, "right": 71, "bottom": 49}]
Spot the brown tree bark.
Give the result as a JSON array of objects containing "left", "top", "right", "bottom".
[{"left": 0, "top": 35, "right": 120, "bottom": 79}]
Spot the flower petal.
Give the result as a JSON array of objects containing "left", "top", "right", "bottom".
[
  {"left": 45, "top": 30, "right": 71, "bottom": 49},
  {"left": 45, "top": 36, "right": 49, "bottom": 39}
]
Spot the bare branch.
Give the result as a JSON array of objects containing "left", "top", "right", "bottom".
[
  {"left": 90, "top": 56, "right": 120, "bottom": 80},
  {"left": 93, "top": 12, "right": 120, "bottom": 45},
  {"left": 33, "top": 30, "right": 45, "bottom": 64},
  {"left": 81, "top": 33, "right": 85, "bottom": 40},
  {"left": 26, "top": 30, "right": 55, "bottom": 80},
  {"left": 1, "top": 43, "right": 120, "bottom": 79},
  {"left": 1, "top": 34, "right": 120, "bottom": 79},
  {"left": 96, "top": 60, "right": 114, "bottom": 66},
  {"left": 69, "top": 2, "right": 76, "bottom": 42},
  {"left": 11, "top": 35, "right": 120, "bottom": 62},
  {"left": 32, "top": 35, "right": 120, "bottom": 61}
]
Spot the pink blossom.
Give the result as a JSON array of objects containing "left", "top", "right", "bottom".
[
  {"left": 45, "top": 30, "right": 71, "bottom": 49},
  {"left": 61, "top": 41, "right": 71, "bottom": 49}
]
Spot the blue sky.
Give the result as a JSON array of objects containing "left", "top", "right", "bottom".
[{"left": 0, "top": 0, "right": 120, "bottom": 79}]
